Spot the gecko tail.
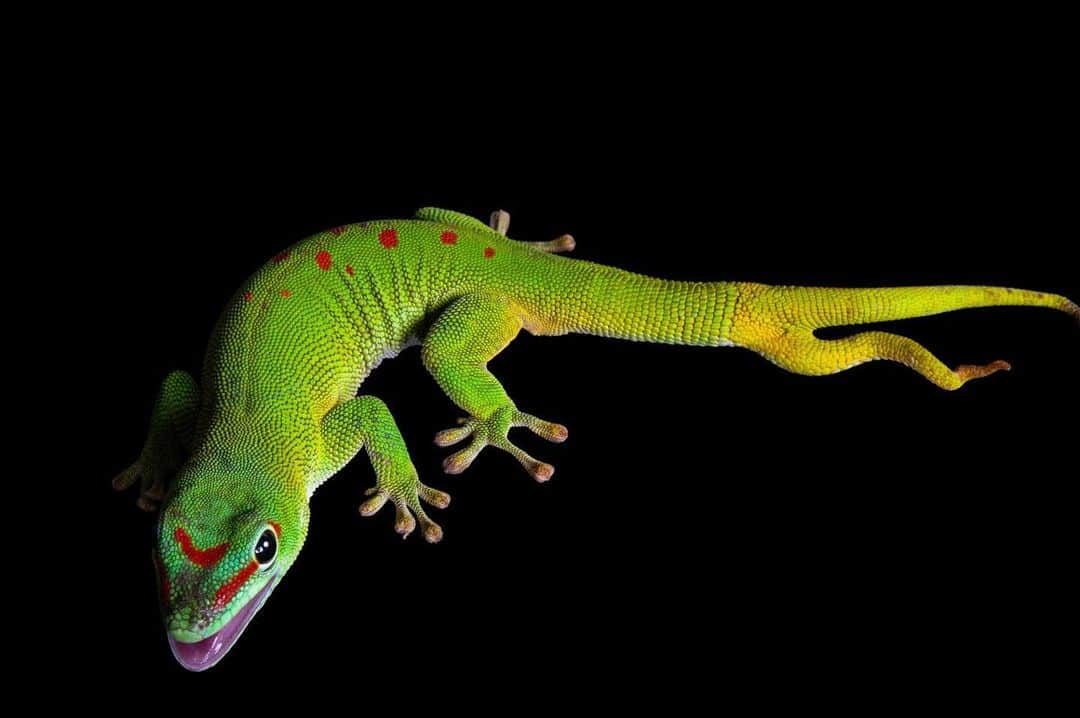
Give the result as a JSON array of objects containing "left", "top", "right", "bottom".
[
  {"left": 727, "top": 283, "right": 1075, "bottom": 390},
  {"left": 756, "top": 284, "right": 1079, "bottom": 330}
]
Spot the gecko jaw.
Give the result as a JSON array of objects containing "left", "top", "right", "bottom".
[{"left": 167, "top": 576, "right": 277, "bottom": 671}]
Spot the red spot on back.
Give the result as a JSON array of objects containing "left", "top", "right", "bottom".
[
  {"left": 328, "top": 225, "right": 347, "bottom": 236},
  {"left": 345, "top": 265, "right": 354, "bottom": 276},
  {"left": 441, "top": 231, "right": 458, "bottom": 245},
  {"left": 379, "top": 228, "right": 398, "bottom": 249},
  {"left": 243, "top": 291, "right": 253, "bottom": 302},
  {"left": 153, "top": 551, "right": 170, "bottom": 608},
  {"left": 280, "top": 289, "right": 291, "bottom": 298},
  {"left": 316, "top": 250, "right": 332, "bottom": 270},
  {"left": 272, "top": 251, "right": 290, "bottom": 264},
  {"left": 484, "top": 247, "right": 495, "bottom": 259},
  {"left": 214, "top": 560, "right": 258, "bottom": 610},
  {"left": 269, "top": 521, "right": 282, "bottom": 537},
  {"left": 174, "top": 527, "right": 229, "bottom": 568}
]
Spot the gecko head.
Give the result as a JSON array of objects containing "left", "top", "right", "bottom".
[{"left": 155, "top": 472, "right": 309, "bottom": 672}]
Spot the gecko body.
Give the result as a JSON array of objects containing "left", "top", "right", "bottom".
[{"left": 114, "top": 207, "right": 1078, "bottom": 671}]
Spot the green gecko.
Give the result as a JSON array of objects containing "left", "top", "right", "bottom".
[{"left": 113, "top": 207, "right": 1078, "bottom": 671}]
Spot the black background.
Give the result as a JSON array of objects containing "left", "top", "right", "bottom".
[{"left": 58, "top": 17, "right": 1075, "bottom": 705}]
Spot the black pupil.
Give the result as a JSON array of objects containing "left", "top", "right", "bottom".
[{"left": 254, "top": 529, "right": 277, "bottom": 565}]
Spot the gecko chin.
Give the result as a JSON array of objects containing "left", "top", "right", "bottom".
[{"left": 167, "top": 577, "right": 278, "bottom": 672}]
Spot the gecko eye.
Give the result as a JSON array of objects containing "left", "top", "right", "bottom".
[{"left": 253, "top": 528, "right": 277, "bottom": 568}]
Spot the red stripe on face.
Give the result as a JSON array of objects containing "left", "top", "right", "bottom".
[
  {"left": 214, "top": 560, "right": 259, "bottom": 610},
  {"left": 174, "top": 526, "right": 229, "bottom": 568},
  {"left": 269, "top": 521, "right": 282, "bottom": 537}
]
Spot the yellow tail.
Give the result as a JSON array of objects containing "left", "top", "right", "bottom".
[{"left": 728, "top": 283, "right": 1077, "bottom": 390}]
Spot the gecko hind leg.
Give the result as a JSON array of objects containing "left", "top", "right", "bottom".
[{"left": 422, "top": 292, "right": 568, "bottom": 481}]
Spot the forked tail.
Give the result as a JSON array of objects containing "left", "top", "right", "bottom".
[
  {"left": 537, "top": 258, "right": 1076, "bottom": 389},
  {"left": 728, "top": 282, "right": 1078, "bottom": 389}
]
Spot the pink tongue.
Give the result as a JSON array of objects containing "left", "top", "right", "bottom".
[{"left": 167, "top": 578, "right": 275, "bottom": 672}]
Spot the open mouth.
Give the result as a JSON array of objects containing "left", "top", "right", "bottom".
[{"left": 168, "top": 577, "right": 277, "bottom": 671}]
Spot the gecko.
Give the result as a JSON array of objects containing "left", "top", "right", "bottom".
[{"left": 113, "top": 207, "right": 1078, "bottom": 671}]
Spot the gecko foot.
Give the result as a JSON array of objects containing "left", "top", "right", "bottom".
[
  {"left": 112, "top": 458, "right": 166, "bottom": 512},
  {"left": 359, "top": 477, "right": 450, "bottom": 543},
  {"left": 488, "top": 209, "right": 574, "bottom": 252},
  {"left": 435, "top": 406, "right": 568, "bottom": 481}
]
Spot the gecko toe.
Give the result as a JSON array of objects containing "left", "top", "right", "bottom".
[
  {"left": 530, "top": 462, "right": 555, "bottom": 482},
  {"left": 417, "top": 513, "right": 444, "bottom": 543},
  {"left": 112, "top": 461, "right": 142, "bottom": 491},
  {"left": 393, "top": 502, "right": 417, "bottom": 538},
  {"left": 359, "top": 490, "right": 389, "bottom": 516},
  {"left": 434, "top": 426, "right": 472, "bottom": 447},
  {"left": 443, "top": 441, "right": 483, "bottom": 474},
  {"left": 418, "top": 483, "right": 451, "bottom": 509}
]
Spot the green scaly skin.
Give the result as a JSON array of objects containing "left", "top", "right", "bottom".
[{"left": 113, "top": 207, "right": 1078, "bottom": 671}]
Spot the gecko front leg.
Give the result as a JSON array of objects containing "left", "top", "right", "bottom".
[
  {"left": 112, "top": 370, "right": 199, "bottom": 511},
  {"left": 421, "top": 292, "right": 569, "bottom": 481},
  {"left": 321, "top": 395, "right": 449, "bottom": 542}
]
